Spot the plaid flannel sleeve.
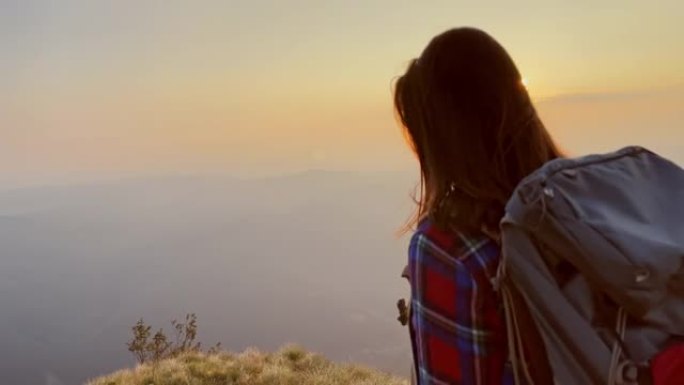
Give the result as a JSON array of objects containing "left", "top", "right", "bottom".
[{"left": 408, "top": 225, "right": 510, "bottom": 385}]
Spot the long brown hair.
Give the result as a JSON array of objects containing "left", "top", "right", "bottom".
[{"left": 395, "top": 27, "right": 561, "bottom": 234}]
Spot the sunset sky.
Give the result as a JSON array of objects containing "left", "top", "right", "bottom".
[{"left": 2, "top": 1, "right": 683, "bottom": 187}]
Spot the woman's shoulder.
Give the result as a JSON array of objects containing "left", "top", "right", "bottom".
[
  {"left": 409, "top": 218, "right": 501, "bottom": 274},
  {"left": 412, "top": 218, "right": 498, "bottom": 254}
]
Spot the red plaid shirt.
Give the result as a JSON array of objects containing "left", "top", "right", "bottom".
[{"left": 408, "top": 219, "right": 513, "bottom": 385}]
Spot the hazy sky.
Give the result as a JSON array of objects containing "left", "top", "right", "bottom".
[{"left": 2, "top": 1, "right": 683, "bottom": 186}]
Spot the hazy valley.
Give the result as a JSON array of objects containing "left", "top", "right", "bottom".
[{"left": 0, "top": 171, "right": 416, "bottom": 385}]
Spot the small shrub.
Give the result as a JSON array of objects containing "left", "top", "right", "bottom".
[
  {"left": 127, "top": 320, "right": 152, "bottom": 364},
  {"left": 126, "top": 314, "right": 221, "bottom": 365}
]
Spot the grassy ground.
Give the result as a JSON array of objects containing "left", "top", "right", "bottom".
[{"left": 87, "top": 345, "right": 409, "bottom": 385}]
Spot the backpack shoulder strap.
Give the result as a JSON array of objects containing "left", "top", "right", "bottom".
[{"left": 498, "top": 248, "right": 555, "bottom": 385}]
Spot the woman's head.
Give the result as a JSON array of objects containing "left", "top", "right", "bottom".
[{"left": 395, "top": 27, "right": 561, "bottom": 233}]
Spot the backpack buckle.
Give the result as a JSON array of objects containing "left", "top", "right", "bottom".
[
  {"left": 615, "top": 361, "right": 651, "bottom": 385},
  {"left": 397, "top": 298, "right": 409, "bottom": 326}
]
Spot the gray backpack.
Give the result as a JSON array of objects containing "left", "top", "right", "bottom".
[{"left": 498, "top": 146, "right": 684, "bottom": 385}]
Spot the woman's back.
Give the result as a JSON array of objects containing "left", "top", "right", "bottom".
[{"left": 408, "top": 219, "right": 511, "bottom": 384}]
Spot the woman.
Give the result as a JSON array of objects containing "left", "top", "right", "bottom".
[{"left": 394, "top": 28, "right": 562, "bottom": 384}]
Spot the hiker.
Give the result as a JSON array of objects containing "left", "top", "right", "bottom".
[
  {"left": 394, "top": 27, "right": 560, "bottom": 385},
  {"left": 394, "top": 27, "right": 684, "bottom": 385}
]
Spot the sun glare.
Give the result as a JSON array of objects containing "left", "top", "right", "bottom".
[{"left": 521, "top": 77, "right": 529, "bottom": 88}]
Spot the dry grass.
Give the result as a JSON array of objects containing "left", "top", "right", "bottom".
[{"left": 87, "top": 345, "right": 408, "bottom": 385}]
